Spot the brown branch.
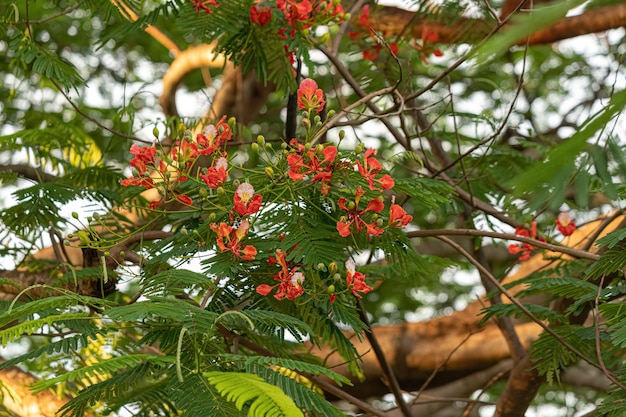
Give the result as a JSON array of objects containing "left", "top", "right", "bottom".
[
  {"left": 0, "top": 164, "right": 57, "bottom": 183},
  {"left": 369, "top": 4, "right": 626, "bottom": 46}
]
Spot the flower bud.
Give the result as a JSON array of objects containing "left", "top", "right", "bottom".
[
  {"left": 302, "top": 118, "right": 310, "bottom": 128},
  {"left": 251, "top": 142, "right": 259, "bottom": 152},
  {"left": 217, "top": 187, "right": 225, "bottom": 196},
  {"left": 355, "top": 143, "right": 364, "bottom": 154},
  {"left": 265, "top": 166, "right": 275, "bottom": 179},
  {"left": 120, "top": 251, "right": 125, "bottom": 258},
  {"left": 233, "top": 179, "right": 240, "bottom": 187},
  {"left": 181, "top": 227, "right": 188, "bottom": 235},
  {"left": 152, "top": 127, "right": 159, "bottom": 138},
  {"left": 319, "top": 32, "right": 330, "bottom": 43},
  {"left": 67, "top": 233, "right": 74, "bottom": 238},
  {"left": 327, "top": 284, "right": 335, "bottom": 293},
  {"left": 304, "top": 142, "right": 311, "bottom": 152},
  {"left": 64, "top": 240, "right": 70, "bottom": 246},
  {"left": 314, "top": 115, "right": 321, "bottom": 124},
  {"left": 71, "top": 212, "right": 79, "bottom": 219},
  {"left": 257, "top": 135, "right": 265, "bottom": 146},
  {"left": 377, "top": 218, "right": 384, "bottom": 226},
  {"left": 316, "top": 263, "right": 327, "bottom": 271},
  {"left": 333, "top": 273, "right": 342, "bottom": 281},
  {"left": 199, "top": 187, "right": 208, "bottom": 197},
  {"left": 104, "top": 251, "right": 110, "bottom": 257},
  {"left": 338, "top": 130, "right": 345, "bottom": 140},
  {"left": 327, "top": 109, "right": 335, "bottom": 118},
  {"left": 228, "top": 117, "right": 236, "bottom": 126},
  {"left": 316, "top": 144, "right": 324, "bottom": 155},
  {"left": 209, "top": 212, "right": 216, "bottom": 221},
  {"left": 93, "top": 212, "right": 101, "bottom": 221},
  {"left": 347, "top": 201, "right": 356, "bottom": 210},
  {"left": 328, "top": 261, "right": 338, "bottom": 274},
  {"left": 281, "top": 142, "right": 288, "bottom": 150}
]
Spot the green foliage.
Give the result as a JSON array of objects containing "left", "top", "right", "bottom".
[{"left": 204, "top": 371, "right": 304, "bottom": 417}]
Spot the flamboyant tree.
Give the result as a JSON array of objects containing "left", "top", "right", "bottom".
[{"left": 1, "top": 1, "right": 626, "bottom": 416}]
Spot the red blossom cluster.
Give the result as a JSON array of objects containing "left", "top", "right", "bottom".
[
  {"left": 348, "top": 5, "right": 398, "bottom": 62},
  {"left": 345, "top": 259, "right": 372, "bottom": 297},
  {"left": 508, "top": 222, "right": 545, "bottom": 261},
  {"left": 120, "top": 116, "right": 234, "bottom": 209},
  {"left": 190, "top": 0, "right": 218, "bottom": 14},
  {"left": 357, "top": 148, "right": 395, "bottom": 191},
  {"left": 337, "top": 186, "right": 384, "bottom": 237},
  {"left": 287, "top": 140, "right": 337, "bottom": 195},
  {"left": 297, "top": 78, "right": 325, "bottom": 114},
  {"left": 256, "top": 249, "right": 305, "bottom": 300},
  {"left": 210, "top": 220, "right": 257, "bottom": 261},
  {"left": 412, "top": 27, "right": 443, "bottom": 64},
  {"left": 556, "top": 212, "right": 576, "bottom": 237}
]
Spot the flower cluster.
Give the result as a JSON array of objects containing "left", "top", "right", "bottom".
[
  {"left": 287, "top": 140, "right": 337, "bottom": 195},
  {"left": 210, "top": 220, "right": 257, "bottom": 261},
  {"left": 256, "top": 249, "right": 304, "bottom": 300},
  {"left": 348, "top": 5, "right": 398, "bottom": 62},
  {"left": 508, "top": 222, "right": 545, "bottom": 261},
  {"left": 297, "top": 78, "right": 325, "bottom": 114},
  {"left": 190, "top": 0, "right": 218, "bottom": 14},
  {"left": 412, "top": 27, "right": 443, "bottom": 64},
  {"left": 556, "top": 212, "right": 576, "bottom": 237}
]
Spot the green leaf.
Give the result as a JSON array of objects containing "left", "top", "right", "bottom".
[{"left": 205, "top": 371, "right": 304, "bottom": 417}]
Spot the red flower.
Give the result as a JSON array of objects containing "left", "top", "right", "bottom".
[
  {"left": 358, "top": 4, "right": 370, "bottom": 28},
  {"left": 413, "top": 27, "right": 443, "bottom": 64},
  {"left": 346, "top": 259, "right": 372, "bottom": 297},
  {"left": 210, "top": 220, "right": 257, "bottom": 261},
  {"left": 256, "top": 249, "right": 305, "bottom": 300},
  {"left": 196, "top": 116, "right": 233, "bottom": 156},
  {"left": 171, "top": 139, "right": 199, "bottom": 167},
  {"left": 356, "top": 148, "right": 395, "bottom": 191},
  {"left": 190, "top": 0, "right": 218, "bottom": 13},
  {"left": 297, "top": 78, "right": 325, "bottom": 114},
  {"left": 129, "top": 144, "right": 156, "bottom": 175},
  {"left": 233, "top": 183, "right": 263, "bottom": 216},
  {"left": 120, "top": 176, "right": 155, "bottom": 189},
  {"left": 286, "top": 140, "right": 337, "bottom": 194},
  {"left": 277, "top": 0, "right": 312, "bottom": 23},
  {"left": 175, "top": 194, "right": 193, "bottom": 206},
  {"left": 200, "top": 157, "right": 228, "bottom": 188},
  {"left": 508, "top": 222, "right": 545, "bottom": 261},
  {"left": 337, "top": 186, "right": 384, "bottom": 237},
  {"left": 250, "top": 4, "right": 272, "bottom": 26},
  {"left": 556, "top": 212, "right": 576, "bottom": 237},
  {"left": 389, "top": 202, "right": 412, "bottom": 228}
]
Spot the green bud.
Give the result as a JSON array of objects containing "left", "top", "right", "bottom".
[
  {"left": 316, "top": 263, "right": 327, "bottom": 271},
  {"left": 181, "top": 227, "right": 188, "bottom": 235},
  {"left": 338, "top": 130, "right": 345, "bottom": 140},
  {"left": 302, "top": 118, "right": 311, "bottom": 128},
  {"left": 281, "top": 142, "right": 288, "bottom": 150},
  {"left": 228, "top": 117, "right": 236, "bottom": 126},
  {"left": 199, "top": 187, "right": 208, "bottom": 197},
  {"left": 217, "top": 186, "right": 225, "bottom": 195},
  {"left": 86, "top": 216, "right": 93, "bottom": 223},
  {"left": 304, "top": 142, "right": 311, "bottom": 151},
  {"left": 319, "top": 32, "right": 330, "bottom": 44},
  {"left": 71, "top": 212, "right": 79, "bottom": 219},
  {"left": 63, "top": 240, "right": 70, "bottom": 246},
  {"left": 233, "top": 179, "right": 240, "bottom": 187},
  {"left": 327, "top": 109, "right": 336, "bottom": 118},
  {"left": 67, "top": 233, "right": 74, "bottom": 238},
  {"left": 251, "top": 142, "right": 259, "bottom": 152},
  {"left": 104, "top": 251, "right": 110, "bottom": 257},
  {"left": 355, "top": 143, "right": 364, "bottom": 154},
  {"left": 93, "top": 212, "right": 101, "bottom": 221},
  {"left": 328, "top": 262, "right": 338, "bottom": 274},
  {"left": 347, "top": 201, "right": 356, "bottom": 210},
  {"left": 377, "top": 218, "right": 384, "bottom": 226},
  {"left": 327, "top": 284, "right": 335, "bottom": 293},
  {"left": 314, "top": 115, "right": 321, "bottom": 124},
  {"left": 257, "top": 135, "right": 266, "bottom": 146},
  {"left": 265, "top": 166, "right": 275, "bottom": 179},
  {"left": 343, "top": 13, "right": 351, "bottom": 20},
  {"left": 119, "top": 251, "right": 125, "bottom": 258},
  {"left": 333, "top": 273, "right": 342, "bottom": 281},
  {"left": 316, "top": 144, "right": 324, "bottom": 155},
  {"left": 209, "top": 212, "right": 216, "bottom": 221},
  {"left": 152, "top": 127, "right": 159, "bottom": 138}
]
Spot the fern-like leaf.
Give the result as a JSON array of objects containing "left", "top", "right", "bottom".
[{"left": 205, "top": 371, "right": 304, "bottom": 417}]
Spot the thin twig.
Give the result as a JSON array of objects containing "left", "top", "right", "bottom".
[
  {"left": 356, "top": 297, "right": 411, "bottom": 417},
  {"left": 406, "top": 228, "right": 599, "bottom": 261}
]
